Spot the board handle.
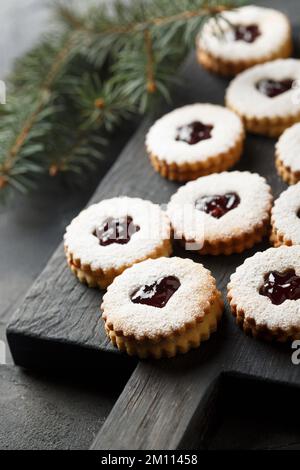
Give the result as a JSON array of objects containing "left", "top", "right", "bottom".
[{"left": 91, "top": 358, "right": 221, "bottom": 450}]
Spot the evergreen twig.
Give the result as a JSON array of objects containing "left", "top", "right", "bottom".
[{"left": 0, "top": 0, "right": 243, "bottom": 199}]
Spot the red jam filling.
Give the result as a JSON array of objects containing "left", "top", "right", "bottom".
[
  {"left": 176, "top": 121, "right": 213, "bottom": 145},
  {"left": 259, "top": 269, "right": 300, "bottom": 305},
  {"left": 95, "top": 216, "right": 140, "bottom": 246},
  {"left": 131, "top": 276, "right": 180, "bottom": 308},
  {"left": 234, "top": 24, "right": 261, "bottom": 43},
  {"left": 256, "top": 79, "right": 294, "bottom": 98},
  {"left": 195, "top": 193, "right": 240, "bottom": 219}
]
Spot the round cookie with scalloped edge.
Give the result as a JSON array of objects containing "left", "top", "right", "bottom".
[
  {"left": 271, "top": 183, "right": 300, "bottom": 247},
  {"left": 102, "top": 256, "right": 223, "bottom": 359},
  {"left": 167, "top": 171, "right": 272, "bottom": 256},
  {"left": 146, "top": 103, "right": 245, "bottom": 182},
  {"left": 275, "top": 122, "right": 300, "bottom": 184},
  {"left": 226, "top": 59, "right": 300, "bottom": 137},
  {"left": 64, "top": 197, "right": 172, "bottom": 289},
  {"left": 197, "top": 5, "right": 292, "bottom": 76},
  {"left": 228, "top": 246, "right": 300, "bottom": 342}
]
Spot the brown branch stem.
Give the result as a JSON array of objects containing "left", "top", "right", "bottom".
[
  {"left": 49, "top": 131, "right": 87, "bottom": 176},
  {"left": 144, "top": 28, "right": 156, "bottom": 93},
  {"left": 62, "top": 4, "right": 230, "bottom": 37}
]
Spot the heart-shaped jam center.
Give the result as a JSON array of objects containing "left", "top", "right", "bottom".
[
  {"left": 256, "top": 79, "right": 294, "bottom": 98},
  {"left": 195, "top": 193, "right": 240, "bottom": 219},
  {"left": 176, "top": 121, "right": 213, "bottom": 145},
  {"left": 95, "top": 216, "right": 140, "bottom": 246},
  {"left": 259, "top": 269, "right": 300, "bottom": 305},
  {"left": 131, "top": 276, "right": 180, "bottom": 308},
  {"left": 234, "top": 24, "right": 261, "bottom": 43}
]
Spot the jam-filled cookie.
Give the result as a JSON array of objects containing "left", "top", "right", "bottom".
[
  {"left": 64, "top": 197, "right": 172, "bottom": 289},
  {"left": 228, "top": 246, "right": 300, "bottom": 342},
  {"left": 197, "top": 6, "right": 292, "bottom": 76},
  {"left": 167, "top": 171, "right": 272, "bottom": 255},
  {"left": 275, "top": 122, "right": 300, "bottom": 184},
  {"left": 146, "top": 103, "right": 245, "bottom": 181},
  {"left": 102, "top": 257, "right": 223, "bottom": 359},
  {"left": 226, "top": 59, "right": 300, "bottom": 137},
  {"left": 271, "top": 183, "right": 300, "bottom": 247}
]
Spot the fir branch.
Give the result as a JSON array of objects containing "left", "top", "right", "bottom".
[
  {"left": 48, "top": 128, "right": 105, "bottom": 177},
  {"left": 68, "top": 0, "right": 241, "bottom": 111},
  {"left": 0, "top": 93, "right": 53, "bottom": 192},
  {"left": 74, "top": 74, "right": 135, "bottom": 132},
  {"left": 0, "top": 0, "right": 245, "bottom": 199},
  {"left": 57, "top": 0, "right": 233, "bottom": 36},
  {"left": 0, "top": 33, "right": 77, "bottom": 190}
]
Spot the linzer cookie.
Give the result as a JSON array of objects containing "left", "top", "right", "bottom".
[
  {"left": 64, "top": 197, "right": 172, "bottom": 289},
  {"left": 146, "top": 103, "right": 244, "bottom": 181},
  {"left": 197, "top": 6, "right": 292, "bottom": 76},
  {"left": 271, "top": 183, "right": 300, "bottom": 247},
  {"left": 167, "top": 171, "right": 272, "bottom": 255},
  {"left": 228, "top": 246, "right": 300, "bottom": 342},
  {"left": 226, "top": 59, "right": 300, "bottom": 137},
  {"left": 101, "top": 257, "right": 223, "bottom": 359},
  {"left": 275, "top": 122, "right": 300, "bottom": 184}
]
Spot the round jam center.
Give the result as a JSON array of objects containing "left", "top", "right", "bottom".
[
  {"left": 256, "top": 79, "right": 294, "bottom": 98},
  {"left": 176, "top": 121, "right": 213, "bottom": 145},
  {"left": 234, "top": 23, "right": 261, "bottom": 43},
  {"left": 131, "top": 276, "right": 180, "bottom": 308},
  {"left": 95, "top": 216, "right": 140, "bottom": 246},
  {"left": 259, "top": 269, "right": 300, "bottom": 305},
  {"left": 195, "top": 193, "right": 240, "bottom": 219}
]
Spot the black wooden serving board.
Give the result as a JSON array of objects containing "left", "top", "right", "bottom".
[{"left": 7, "top": 0, "right": 300, "bottom": 449}]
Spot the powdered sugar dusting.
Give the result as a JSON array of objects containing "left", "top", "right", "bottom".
[
  {"left": 167, "top": 171, "right": 272, "bottom": 243},
  {"left": 226, "top": 59, "right": 300, "bottom": 119},
  {"left": 272, "top": 183, "right": 300, "bottom": 244},
  {"left": 229, "top": 246, "right": 300, "bottom": 330},
  {"left": 198, "top": 6, "right": 290, "bottom": 61},
  {"left": 145, "top": 104, "right": 243, "bottom": 164},
  {"left": 102, "top": 257, "right": 216, "bottom": 339},
  {"left": 64, "top": 197, "right": 171, "bottom": 271},
  {"left": 276, "top": 123, "right": 300, "bottom": 172}
]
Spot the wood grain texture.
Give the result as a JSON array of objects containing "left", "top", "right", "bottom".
[
  {"left": 7, "top": 0, "right": 300, "bottom": 449},
  {"left": 91, "top": 352, "right": 221, "bottom": 450}
]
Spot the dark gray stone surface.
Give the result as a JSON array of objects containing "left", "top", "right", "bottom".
[{"left": 0, "top": 366, "right": 126, "bottom": 450}]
